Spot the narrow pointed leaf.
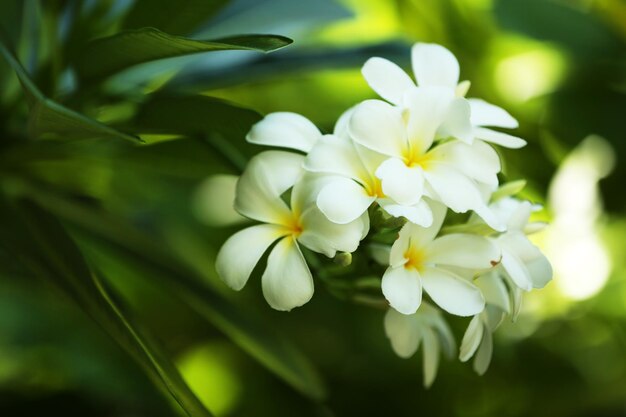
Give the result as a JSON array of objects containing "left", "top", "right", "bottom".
[
  {"left": 76, "top": 28, "right": 292, "bottom": 82},
  {"left": 0, "top": 41, "right": 140, "bottom": 142},
  {"left": 4, "top": 199, "right": 213, "bottom": 417},
  {"left": 8, "top": 178, "right": 327, "bottom": 402}
]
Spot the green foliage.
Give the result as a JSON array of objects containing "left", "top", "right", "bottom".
[
  {"left": 76, "top": 28, "right": 292, "bottom": 82},
  {"left": 1, "top": 0, "right": 625, "bottom": 416},
  {"left": 0, "top": 198, "right": 213, "bottom": 417}
]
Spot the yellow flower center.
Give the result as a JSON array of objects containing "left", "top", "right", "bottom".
[
  {"left": 365, "top": 177, "right": 385, "bottom": 198},
  {"left": 403, "top": 147, "right": 432, "bottom": 169},
  {"left": 404, "top": 246, "right": 425, "bottom": 272},
  {"left": 279, "top": 212, "right": 303, "bottom": 237}
]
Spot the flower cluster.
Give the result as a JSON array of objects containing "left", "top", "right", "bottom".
[{"left": 215, "top": 43, "right": 552, "bottom": 385}]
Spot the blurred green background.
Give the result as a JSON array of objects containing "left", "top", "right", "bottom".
[{"left": 0, "top": 0, "right": 625, "bottom": 416}]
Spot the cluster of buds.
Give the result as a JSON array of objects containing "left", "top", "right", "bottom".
[{"left": 214, "top": 43, "right": 552, "bottom": 385}]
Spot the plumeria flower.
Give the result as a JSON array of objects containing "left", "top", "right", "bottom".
[
  {"left": 361, "top": 42, "right": 527, "bottom": 148},
  {"left": 348, "top": 91, "right": 506, "bottom": 230},
  {"left": 489, "top": 197, "right": 553, "bottom": 291},
  {"left": 304, "top": 107, "right": 426, "bottom": 225},
  {"left": 384, "top": 303, "right": 455, "bottom": 387},
  {"left": 216, "top": 150, "right": 368, "bottom": 311},
  {"left": 382, "top": 204, "right": 500, "bottom": 316},
  {"left": 247, "top": 110, "right": 394, "bottom": 226}
]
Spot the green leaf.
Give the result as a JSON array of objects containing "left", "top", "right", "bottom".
[
  {"left": 133, "top": 94, "right": 261, "bottom": 141},
  {"left": 76, "top": 27, "right": 293, "bottom": 82},
  {"left": 7, "top": 178, "right": 328, "bottom": 402},
  {"left": 491, "top": 180, "right": 527, "bottom": 202},
  {"left": 124, "top": 0, "right": 229, "bottom": 35},
  {"left": 129, "top": 94, "right": 262, "bottom": 171},
  {"left": 0, "top": 40, "right": 140, "bottom": 142},
  {"left": 2, "top": 198, "right": 214, "bottom": 417}
]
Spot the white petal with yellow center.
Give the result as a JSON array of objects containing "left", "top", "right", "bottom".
[
  {"left": 349, "top": 99, "right": 407, "bottom": 157},
  {"left": 235, "top": 151, "right": 303, "bottom": 225},
  {"left": 375, "top": 157, "right": 424, "bottom": 206}
]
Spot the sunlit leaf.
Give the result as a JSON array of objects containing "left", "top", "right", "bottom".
[
  {"left": 491, "top": 180, "right": 527, "bottom": 202},
  {"left": 75, "top": 28, "right": 293, "bottom": 82}
]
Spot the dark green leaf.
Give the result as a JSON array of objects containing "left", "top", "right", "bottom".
[
  {"left": 129, "top": 94, "right": 262, "bottom": 171},
  {"left": 76, "top": 27, "right": 293, "bottom": 82},
  {"left": 132, "top": 94, "right": 261, "bottom": 141},
  {"left": 124, "top": 0, "right": 228, "bottom": 35},
  {"left": 0, "top": 40, "right": 140, "bottom": 142},
  {"left": 2, "top": 198, "right": 214, "bottom": 417},
  {"left": 8, "top": 178, "right": 327, "bottom": 402}
]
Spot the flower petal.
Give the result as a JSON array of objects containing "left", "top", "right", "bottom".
[
  {"left": 349, "top": 99, "right": 408, "bottom": 157},
  {"left": 438, "top": 97, "right": 473, "bottom": 144},
  {"left": 428, "top": 140, "right": 500, "bottom": 187},
  {"left": 376, "top": 158, "right": 425, "bottom": 206},
  {"left": 421, "top": 267, "right": 485, "bottom": 316},
  {"left": 384, "top": 308, "right": 422, "bottom": 358},
  {"left": 424, "top": 163, "right": 504, "bottom": 231},
  {"left": 379, "top": 199, "right": 433, "bottom": 227},
  {"left": 216, "top": 224, "right": 288, "bottom": 291},
  {"left": 459, "top": 315, "right": 484, "bottom": 362},
  {"left": 474, "top": 127, "right": 527, "bottom": 149},
  {"left": 333, "top": 106, "right": 355, "bottom": 138},
  {"left": 304, "top": 134, "right": 370, "bottom": 182},
  {"left": 500, "top": 249, "right": 533, "bottom": 291},
  {"left": 404, "top": 86, "right": 455, "bottom": 154},
  {"left": 468, "top": 98, "right": 518, "bottom": 128},
  {"left": 362, "top": 57, "right": 416, "bottom": 105},
  {"left": 473, "top": 326, "right": 493, "bottom": 376},
  {"left": 316, "top": 178, "right": 375, "bottom": 224},
  {"left": 411, "top": 43, "right": 460, "bottom": 89},
  {"left": 382, "top": 266, "right": 423, "bottom": 315},
  {"left": 298, "top": 206, "right": 367, "bottom": 257},
  {"left": 526, "top": 252, "right": 553, "bottom": 289},
  {"left": 426, "top": 234, "right": 500, "bottom": 269},
  {"left": 262, "top": 237, "right": 314, "bottom": 311},
  {"left": 421, "top": 326, "right": 441, "bottom": 388},
  {"left": 235, "top": 151, "right": 303, "bottom": 224},
  {"left": 247, "top": 112, "right": 321, "bottom": 152},
  {"left": 475, "top": 272, "right": 511, "bottom": 313}
]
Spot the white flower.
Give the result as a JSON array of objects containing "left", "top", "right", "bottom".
[
  {"left": 246, "top": 111, "right": 390, "bottom": 225},
  {"left": 348, "top": 92, "right": 506, "bottom": 231},
  {"left": 382, "top": 204, "right": 499, "bottom": 316},
  {"left": 384, "top": 303, "right": 455, "bottom": 387},
  {"left": 361, "top": 42, "right": 527, "bottom": 148},
  {"left": 246, "top": 111, "right": 322, "bottom": 153},
  {"left": 490, "top": 198, "right": 553, "bottom": 291},
  {"left": 459, "top": 273, "right": 511, "bottom": 375},
  {"left": 215, "top": 150, "right": 368, "bottom": 311},
  {"left": 304, "top": 107, "right": 418, "bottom": 224}
]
